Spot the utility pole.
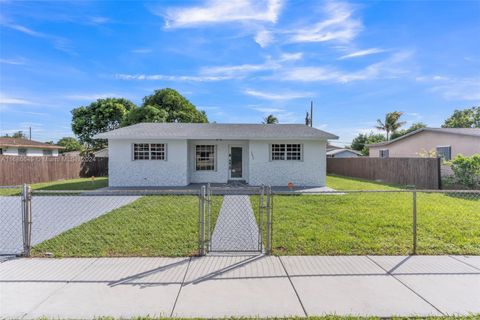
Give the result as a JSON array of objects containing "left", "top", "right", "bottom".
[
  {"left": 310, "top": 101, "right": 313, "bottom": 127},
  {"left": 29, "top": 127, "right": 32, "bottom": 140}
]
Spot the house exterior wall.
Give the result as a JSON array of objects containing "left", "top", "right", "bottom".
[
  {"left": 0, "top": 147, "right": 59, "bottom": 156},
  {"left": 369, "top": 131, "right": 480, "bottom": 158},
  {"left": 248, "top": 140, "right": 327, "bottom": 187},
  {"left": 188, "top": 140, "right": 249, "bottom": 184},
  {"left": 108, "top": 139, "right": 188, "bottom": 187}
]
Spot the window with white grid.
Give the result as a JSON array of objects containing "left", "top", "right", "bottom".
[
  {"left": 196, "top": 145, "right": 215, "bottom": 171},
  {"left": 150, "top": 144, "right": 166, "bottom": 160},
  {"left": 133, "top": 143, "right": 166, "bottom": 160},
  {"left": 271, "top": 144, "right": 302, "bottom": 161}
]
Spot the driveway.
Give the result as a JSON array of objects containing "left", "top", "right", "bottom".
[{"left": 0, "top": 195, "right": 139, "bottom": 254}]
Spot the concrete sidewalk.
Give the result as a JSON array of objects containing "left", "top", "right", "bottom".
[{"left": 0, "top": 255, "right": 479, "bottom": 319}]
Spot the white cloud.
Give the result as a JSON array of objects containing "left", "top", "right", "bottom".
[
  {"left": 244, "top": 89, "right": 312, "bottom": 101},
  {"left": 162, "top": 0, "right": 283, "bottom": 28},
  {"left": 115, "top": 74, "right": 230, "bottom": 82},
  {"left": 88, "top": 16, "right": 111, "bottom": 25},
  {"left": 200, "top": 62, "right": 274, "bottom": 78},
  {"left": 0, "top": 94, "right": 32, "bottom": 105},
  {"left": 338, "top": 48, "right": 386, "bottom": 60},
  {"left": 130, "top": 48, "right": 153, "bottom": 54},
  {"left": 285, "top": 1, "right": 362, "bottom": 44},
  {"left": 278, "top": 52, "right": 303, "bottom": 61},
  {"left": 0, "top": 57, "right": 26, "bottom": 65},
  {"left": 431, "top": 78, "right": 480, "bottom": 101},
  {"left": 276, "top": 51, "right": 412, "bottom": 83},
  {"left": 255, "top": 29, "right": 274, "bottom": 48},
  {"left": 251, "top": 107, "right": 286, "bottom": 113},
  {"left": 2, "top": 22, "right": 75, "bottom": 54}
]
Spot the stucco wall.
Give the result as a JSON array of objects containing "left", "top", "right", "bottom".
[
  {"left": 248, "top": 140, "right": 327, "bottom": 187},
  {"left": 369, "top": 131, "right": 480, "bottom": 158},
  {"left": 0, "top": 147, "right": 59, "bottom": 156},
  {"left": 188, "top": 140, "right": 249, "bottom": 184},
  {"left": 108, "top": 139, "right": 188, "bottom": 187}
]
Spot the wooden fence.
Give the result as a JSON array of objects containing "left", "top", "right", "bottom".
[
  {"left": 327, "top": 157, "right": 441, "bottom": 189},
  {"left": 0, "top": 156, "right": 108, "bottom": 186}
]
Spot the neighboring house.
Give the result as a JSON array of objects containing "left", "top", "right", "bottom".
[
  {"left": 94, "top": 123, "right": 338, "bottom": 187},
  {"left": 0, "top": 138, "right": 64, "bottom": 156},
  {"left": 93, "top": 148, "right": 108, "bottom": 158},
  {"left": 327, "top": 148, "right": 362, "bottom": 158},
  {"left": 368, "top": 128, "right": 480, "bottom": 160},
  {"left": 326, "top": 143, "right": 342, "bottom": 152}
]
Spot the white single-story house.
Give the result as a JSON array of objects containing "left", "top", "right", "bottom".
[
  {"left": 0, "top": 138, "right": 64, "bottom": 156},
  {"left": 327, "top": 148, "right": 362, "bottom": 158},
  {"left": 94, "top": 123, "right": 338, "bottom": 187}
]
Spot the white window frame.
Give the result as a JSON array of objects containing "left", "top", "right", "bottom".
[
  {"left": 270, "top": 143, "right": 303, "bottom": 161},
  {"left": 379, "top": 149, "right": 389, "bottom": 158},
  {"left": 18, "top": 148, "right": 27, "bottom": 156},
  {"left": 132, "top": 143, "right": 167, "bottom": 161},
  {"left": 195, "top": 145, "right": 216, "bottom": 171},
  {"left": 436, "top": 145, "right": 451, "bottom": 161}
]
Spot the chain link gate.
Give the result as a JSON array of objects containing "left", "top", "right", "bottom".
[{"left": 198, "top": 185, "right": 272, "bottom": 255}]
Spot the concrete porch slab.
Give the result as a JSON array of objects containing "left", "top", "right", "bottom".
[
  {"left": 396, "top": 274, "right": 480, "bottom": 315},
  {"left": 368, "top": 255, "right": 479, "bottom": 274},
  {"left": 290, "top": 274, "right": 441, "bottom": 317},
  {"left": 24, "top": 282, "right": 179, "bottom": 319}
]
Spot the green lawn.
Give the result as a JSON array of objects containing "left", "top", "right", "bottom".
[
  {"left": 32, "top": 195, "right": 200, "bottom": 257},
  {"left": 30, "top": 174, "right": 480, "bottom": 257},
  {"left": 0, "top": 177, "right": 108, "bottom": 195}
]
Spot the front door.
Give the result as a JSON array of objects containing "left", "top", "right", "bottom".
[{"left": 229, "top": 146, "right": 243, "bottom": 179}]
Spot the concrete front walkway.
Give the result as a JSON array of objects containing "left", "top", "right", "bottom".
[
  {"left": 0, "top": 255, "right": 479, "bottom": 319},
  {"left": 210, "top": 196, "right": 260, "bottom": 252}
]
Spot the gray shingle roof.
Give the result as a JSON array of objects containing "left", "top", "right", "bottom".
[
  {"left": 368, "top": 127, "right": 480, "bottom": 147},
  {"left": 94, "top": 123, "right": 338, "bottom": 140}
]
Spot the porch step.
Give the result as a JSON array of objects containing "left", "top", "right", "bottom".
[{"left": 227, "top": 180, "right": 247, "bottom": 186}]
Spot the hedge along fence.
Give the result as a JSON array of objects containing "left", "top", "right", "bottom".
[
  {"left": 327, "top": 157, "right": 441, "bottom": 189},
  {"left": 0, "top": 155, "right": 108, "bottom": 186}
]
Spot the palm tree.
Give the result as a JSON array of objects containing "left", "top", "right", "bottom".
[
  {"left": 376, "top": 111, "right": 406, "bottom": 140},
  {"left": 263, "top": 114, "right": 279, "bottom": 124}
]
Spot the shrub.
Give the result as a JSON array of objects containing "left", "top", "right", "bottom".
[{"left": 447, "top": 154, "right": 480, "bottom": 189}]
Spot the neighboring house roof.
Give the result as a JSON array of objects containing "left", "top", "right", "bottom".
[
  {"left": 326, "top": 148, "right": 362, "bottom": 156},
  {"left": 62, "top": 151, "right": 81, "bottom": 157},
  {"left": 326, "top": 143, "right": 343, "bottom": 151},
  {"left": 0, "top": 138, "right": 65, "bottom": 150},
  {"left": 368, "top": 128, "right": 480, "bottom": 147},
  {"left": 93, "top": 148, "right": 108, "bottom": 157},
  {"left": 94, "top": 123, "right": 339, "bottom": 140}
]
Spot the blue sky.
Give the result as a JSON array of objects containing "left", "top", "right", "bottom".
[{"left": 0, "top": 0, "right": 479, "bottom": 145}]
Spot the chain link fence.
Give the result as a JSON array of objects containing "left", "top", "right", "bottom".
[{"left": 1, "top": 185, "right": 478, "bottom": 257}]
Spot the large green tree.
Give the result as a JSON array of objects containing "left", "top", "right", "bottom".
[
  {"left": 71, "top": 98, "right": 136, "bottom": 148},
  {"left": 122, "top": 105, "right": 168, "bottom": 126},
  {"left": 442, "top": 106, "right": 479, "bottom": 128},
  {"left": 390, "top": 122, "right": 427, "bottom": 140},
  {"left": 56, "top": 137, "right": 83, "bottom": 153},
  {"left": 376, "top": 111, "right": 406, "bottom": 140},
  {"left": 350, "top": 132, "right": 386, "bottom": 156},
  {"left": 141, "top": 88, "right": 208, "bottom": 123}
]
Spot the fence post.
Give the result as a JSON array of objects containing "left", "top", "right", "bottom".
[
  {"left": 412, "top": 190, "right": 417, "bottom": 255},
  {"left": 21, "top": 184, "right": 32, "bottom": 257},
  {"left": 266, "top": 185, "right": 272, "bottom": 255},
  {"left": 259, "top": 185, "right": 265, "bottom": 252},
  {"left": 198, "top": 185, "right": 206, "bottom": 256},
  {"left": 206, "top": 183, "right": 211, "bottom": 252}
]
